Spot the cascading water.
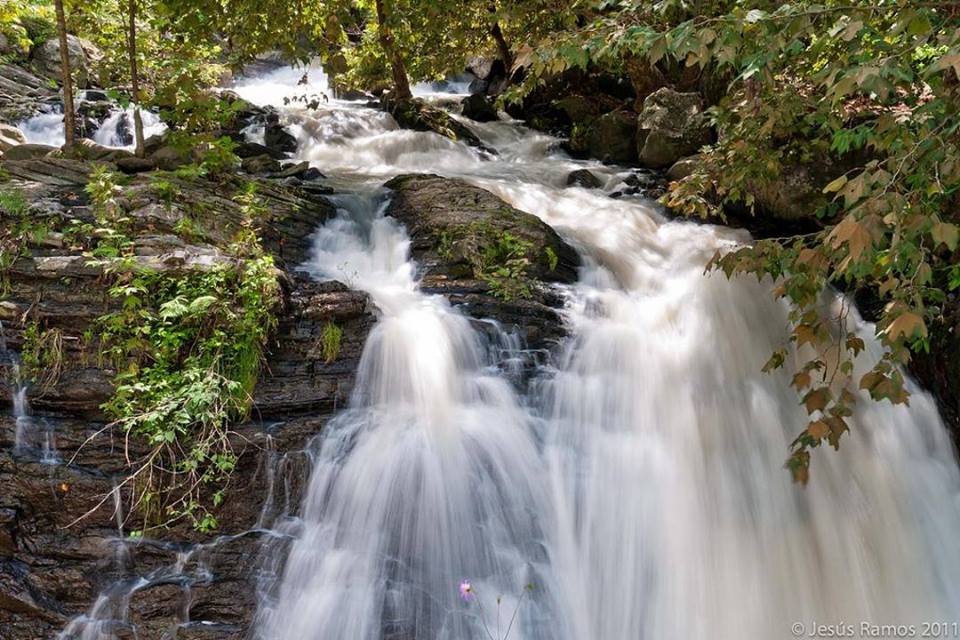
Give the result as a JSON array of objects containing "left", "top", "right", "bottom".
[
  {"left": 254, "top": 192, "right": 559, "bottom": 639},
  {"left": 17, "top": 102, "right": 166, "bottom": 150},
  {"left": 62, "top": 64, "right": 960, "bottom": 638},
  {"left": 0, "top": 322, "right": 59, "bottom": 464},
  {"left": 91, "top": 107, "right": 167, "bottom": 149}
]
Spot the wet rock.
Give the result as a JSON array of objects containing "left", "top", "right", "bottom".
[
  {"left": 566, "top": 169, "right": 603, "bottom": 189},
  {"left": 636, "top": 88, "right": 712, "bottom": 168},
  {"left": 3, "top": 143, "right": 56, "bottom": 160},
  {"left": 461, "top": 93, "right": 498, "bottom": 122},
  {"left": 263, "top": 114, "right": 297, "bottom": 155},
  {"left": 300, "top": 167, "right": 325, "bottom": 181},
  {"left": 0, "top": 123, "right": 26, "bottom": 151},
  {"left": 335, "top": 88, "right": 374, "bottom": 101},
  {"left": 384, "top": 174, "right": 578, "bottom": 351},
  {"left": 273, "top": 160, "right": 311, "bottom": 179},
  {"left": 241, "top": 154, "right": 281, "bottom": 174},
  {"left": 76, "top": 99, "right": 114, "bottom": 124},
  {"left": 384, "top": 97, "right": 495, "bottom": 155},
  {"left": 115, "top": 156, "right": 157, "bottom": 174},
  {"left": 0, "top": 156, "right": 370, "bottom": 638},
  {"left": 234, "top": 141, "right": 285, "bottom": 160},
  {"left": 586, "top": 110, "right": 638, "bottom": 164}
]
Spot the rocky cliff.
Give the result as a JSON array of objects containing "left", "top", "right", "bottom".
[{"left": 0, "top": 152, "right": 576, "bottom": 638}]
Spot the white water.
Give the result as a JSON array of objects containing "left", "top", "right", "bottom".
[
  {"left": 17, "top": 103, "right": 165, "bottom": 150},
  {"left": 60, "top": 66, "right": 960, "bottom": 638},
  {"left": 91, "top": 107, "right": 166, "bottom": 150}
]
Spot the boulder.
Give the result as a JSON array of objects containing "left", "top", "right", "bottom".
[
  {"left": 150, "top": 145, "right": 190, "bottom": 171},
  {"left": 748, "top": 160, "right": 831, "bottom": 221},
  {"left": 566, "top": 169, "right": 603, "bottom": 189},
  {"left": 636, "top": 88, "right": 712, "bottom": 168},
  {"left": 0, "top": 123, "right": 27, "bottom": 151},
  {"left": 2, "top": 143, "right": 56, "bottom": 160},
  {"left": 273, "top": 161, "right": 312, "bottom": 179},
  {"left": 554, "top": 95, "right": 602, "bottom": 127},
  {"left": 384, "top": 174, "right": 579, "bottom": 286},
  {"left": 461, "top": 93, "right": 498, "bottom": 123},
  {"left": 234, "top": 141, "right": 285, "bottom": 160},
  {"left": 666, "top": 154, "right": 702, "bottom": 181},
  {"left": 263, "top": 113, "right": 297, "bottom": 154},
  {"left": 241, "top": 154, "right": 281, "bottom": 174},
  {"left": 384, "top": 97, "right": 495, "bottom": 155},
  {"left": 0, "top": 63, "right": 55, "bottom": 122},
  {"left": 72, "top": 138, "right": 134, "bottom": 162},
  {"left": 30, "top": 35, "right": 100, "bottom": 88},
  {"left": 384, "top": 174, "right": 579, "bottom": 351},
  {"left": 115, "top": 156, "right": 156, "bottom": 174},
  {"left": 586, "top": 110, "right": 638, "bottom": 164}
]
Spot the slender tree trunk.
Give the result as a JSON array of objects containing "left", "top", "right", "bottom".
[
  {"left": 490, "top": 21, "right": 512, "bottom": 71},
  {"left": 53, "top": 0, "right": 76, "bottom": 150},
  {"left": 487, "top": 4, "right": 512, "bottom": 70},
  {"left": 128, "top": 0, "right": 145, "bottom": 157},
  {"left": 374, "top": 0, "right": 412, "bottom": 100}
]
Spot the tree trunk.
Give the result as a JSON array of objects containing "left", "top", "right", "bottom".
[
  {"left": 490, "top": 21, "right": 512, "bottom": 71},
  {"left": 128, "top": 0, "right": 145, "bottom": 157},
  {"left": 53, "top": 0, "right": 75, "bottom": 150},
  {"left": 374, "top": 0, "right": 412, "bottom": 100}
]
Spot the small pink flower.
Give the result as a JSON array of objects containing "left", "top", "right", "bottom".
[{"left": 459, "top": 580, "right": 474, "bottom": 602}]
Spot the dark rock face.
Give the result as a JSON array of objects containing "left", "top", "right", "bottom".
[
  {"left": 636, "top": 88, "right": 712, "bottom": 168},
  {"left": 460, "top": 93, "right": 498, "bottom": 123},
  {"left": 0, "top": 64, "right": 55, "bottom": 122},
  {"left": 263, "top": 113, "right": 297, "bottom": 155},
  {"left": 586, "top": 111, "right": 638, "bottom": 164},
  {"left": 241, "top": 153, "right": 281, "bottom": 174},
  {"left": 384, "top": 97, "right": 495, "bottom": 155},
  {"left": 0, "top": 156, "right": 375, "bottom": 638},
  {"left": 384, "top": 174, "right": 579, "bottom": 351},
  {"left": 3, "top": 143, "right": 56, "bottom": 161},
  {"left": 566, "top": 169, "right": 603, "bottom": 189}
]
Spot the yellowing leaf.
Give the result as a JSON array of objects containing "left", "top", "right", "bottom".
[
  {"left": 823, "top": 175, "right": 847, "bottom": 194},
  {"left": 885, "top": 311, "right": 927, "bottom": 342},
  {"left": 931, "top": 222, "right": 959, "bottom": 251},
  {"left": 803, "top": 387, "right": 831, "bottom": 414}
]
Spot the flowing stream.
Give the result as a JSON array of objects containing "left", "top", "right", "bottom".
[
  {"left": 60, "top": 65, "right": 960, "bottom": 638},
  {"left": 232, "top": 65, "right": 960, "bottom": 639}
]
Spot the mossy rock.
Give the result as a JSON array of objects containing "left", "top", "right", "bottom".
[{"left": 384, "top": 173, "right": 579, "bottom": 287}]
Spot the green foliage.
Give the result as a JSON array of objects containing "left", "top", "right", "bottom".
[
  {"left": 19, "top": 320, "right": 63, "bottom": 392},
  {"left": 0, "top": 1, "right": 55, "bottom": 55},
  {"left": 98, "top": 251, "right": 278, "bottom": 532},
  {"left": 440, "top": 222, "right": 536, "bottom": 301},
  {"left": 77, "top": 168, "right": 281, "bottom": 532},
  {"left": 544, "top": 246, "right": 558, "bottom": 272},
  {"left": 512, "top": 0, "right": 960, "bottom": 483},
  {"left": 320, "top": 321, "right": 343, "bottom": 363},
  {"left": 0, "top": 185, "right": 47, "bottom": 294}
]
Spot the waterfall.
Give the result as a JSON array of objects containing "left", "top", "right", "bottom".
[
  {"left": 91, "top": 107, "right": 166, "bottom": 150},
  {"left": 17, "top": 107, "right": 67, "bottom": 147},
  {"left": 251, "top": 68, "right": 960, "bottom": 638},
  {"left": 1, "top": 322, "right": 59, "bottom": 463},
  {"left": 57, "top": 66, "right": 960, "bottom": 638},
  {"left": 253, "top": 192, "right": 559, "bottom": 639},
  {"left": 17, "top": 102, "right": 166, "bottom": 150}
]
